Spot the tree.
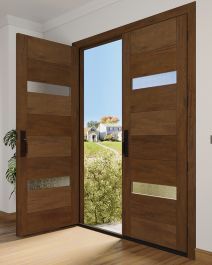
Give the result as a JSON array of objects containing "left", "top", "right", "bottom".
[
  {"left": 100, "top": 116, "right": 119, "bottom": 124},
  {"left": 87, "top": 121, "right": 99, "bottom": 128}
]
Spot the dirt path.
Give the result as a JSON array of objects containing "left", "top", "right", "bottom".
[{"left": 96, "top": 142, "right": 120, "bottom": 158}]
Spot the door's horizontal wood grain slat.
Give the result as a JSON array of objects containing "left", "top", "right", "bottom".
[
  {"left": 129, "top": 159, "right": 176, "bottom": 186},
  {"left": 27, "top": 92, "right": 71, "bottom": 116},
  {"left": 28, "top": 59, "right": 71, "bottom": 86},
  {"left": 130, "top": 110, "right": 176, "bottom": 136},
  {"left": 26, "top": 206, "right": 72, "bottom": 235},
  {"left": 27, "top": 36, "right": 72, "bottom": 66},
  {"left": 130, "top": 135, "right": 176, "bottom": 160},
  {"left": 27, "top": 136, "right": 71, "bottom": 158},
  {"left": 130, "top": 18, "right": 176, "bottom": 77},
  {"left": 27, "top": 187, "right": 71, "bottom": 213},
  {"left": 22, "top": 157, "right": 71, "bottom": 179},
  {"left": 130, "top": 48, "right": 176, "bottom": 77},
  {"left": 27, "top": 114, "right": 72, "bottom": 136},
  {"left": 130, "top": 217, "right": 176, "bottom": 249},
  {"left": 130, "top": 18, "right": 177, "bottom": 55},
  {"left": 130, "top": 194, "right": 177, "bottom": 226},
  {"left": 130, "top": 85, "right": 176, "bottom": 113}
]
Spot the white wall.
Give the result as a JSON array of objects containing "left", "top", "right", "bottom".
[
  {"left": 0, "top": 24, "right": 42, "bottom": 213},
  {"left": 44, "top": 0, "right": 212, "bottom": 252}
]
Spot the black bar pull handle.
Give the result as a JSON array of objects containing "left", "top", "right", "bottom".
[
  {"left": 123, "top": 130, "right": 129, "bottom": 157},
  {"left": 20, "top": 130, "right": 28, "bottom": 157}
]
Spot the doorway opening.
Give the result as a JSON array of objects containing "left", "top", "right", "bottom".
[{"left": 83, "top": 40, "right": 122, "bottom": 234}]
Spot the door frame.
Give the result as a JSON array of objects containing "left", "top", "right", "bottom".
[{"left": 73, "top": 2, "right": 196, "bottom": 259}]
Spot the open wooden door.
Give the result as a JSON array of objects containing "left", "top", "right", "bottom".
[
  {"left": 123, "top": 16, "right": 188, "bottom": 252},
  {"left": 16, "top": 34, "right": 79, "bottom": 236}
]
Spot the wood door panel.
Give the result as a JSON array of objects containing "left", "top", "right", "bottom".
[
  {"left": 27, "top": 187, "right": 71, "bottom": 213},
  {"left": 28, "top": 59, "right": 71, "bottom": 86},
  {"left": 26, "top": 207, "right": 72, "bottom": 234},
  {"left": 27, "top": 37, "right": 72, "bottom": 66},
  {"left": 130, "top": 85, "right": 176, "bottom": 113},
  {"left": 130, "top": 194, "right": 176, "bottom": 226},
  {"left": 130, "top": 217, "right": 176, "bottom": 249},
  {"left": 23, "top": 157, "right": 71, "bottom": 179},
  {"left": 130, "top": 135, "right": 176, "bottom": 160},
  {"left": 17, "top": 34, "right": 79, "bottom": 236},
  {"left": 27, "top": 92, "right": 71, "bottom": 116},
  {"left": 130, "top": 49, "right": 176, "bottom": 77},
  {"left": 27, "top": 114, "right": 72, "bottom": 136},
  {"left": 123, "top": 15, "right": 189, "bottom": 252},
  {"left": 27, "top": 136, "right": 71, "bottom": 158},
  {"left": 130, "top": 110, "right": 176, "bottom": 136},
  {"left": 130, "top": 18, "right": 176, "bottom": 55},
  {"left": 130, "top": 18, "right": 176, "bottom": 77},
  {"left": 129, "top": 159, "right": 176, "bottom": 186}
]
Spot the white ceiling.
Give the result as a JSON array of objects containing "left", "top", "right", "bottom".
[{"left": 0, "top": 0, "right": 92, "bottom": 23}]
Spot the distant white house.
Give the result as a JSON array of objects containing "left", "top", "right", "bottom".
[
  {"left": 84, "top": 123, "right": 122, "bottom": 142},
  {"left": 98, "top": 123, "right": 122, "bottom": 141},
  {"left": 84, "top": 127, "right": 99, "bottom": 142}
]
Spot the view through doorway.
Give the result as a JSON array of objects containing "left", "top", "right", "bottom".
[{"left": 84, "top": 40, "right": 122, "bottom": 234}]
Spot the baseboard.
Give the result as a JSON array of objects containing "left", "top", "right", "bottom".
[
  {"left": 0, "top": 211, "right": 16, "bottom": 221},
  {"left": 196, "top": 249, "right": 212, "bottom": 264}
]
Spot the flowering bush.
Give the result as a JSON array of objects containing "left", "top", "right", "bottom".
[{"left": 84, "top": 151, "right": 122, "bottom": 224}]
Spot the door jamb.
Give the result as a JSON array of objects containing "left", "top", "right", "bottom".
[{"left": 73, "top": 2, "right": 196, "bottom": 259}]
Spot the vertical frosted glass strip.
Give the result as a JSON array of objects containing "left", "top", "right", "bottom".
[
  {"left": 132, "top": 182, "right": 177, "bottom": 200},
  {"left": 132, "top": 71, "right": 177, "bottom": 90}
]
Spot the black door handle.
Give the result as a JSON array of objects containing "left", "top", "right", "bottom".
[
  {"left": 20, "top": 130, "right": 28, "bottom": 157},
  {"left": 123, "top": 130, "right": 129, "bottom": 157}
]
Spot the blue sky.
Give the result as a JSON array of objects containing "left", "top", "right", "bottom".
[{"left": 84, "top": 40, "right": 122, "bottom": 126}]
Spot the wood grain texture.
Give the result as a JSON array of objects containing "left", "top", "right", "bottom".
[
  {"left": 28, "top": 59, "right": 71, "bottom": 86},
  {"left": 27, "top": 92, "right": 71, "bottom": 116},
  {"left": 25, "top": 207, "right": 73, "bottom": 235},
  {"left": 130, "top": 110, "right": 176, "bottom": 135},
  {"left": 130, "top": 85, "right": 176, "bottom": 112},
  {"left": 16, "top": 34, "right": 28, "bottom": 236},
  {"left": 23, "top": 157, "right": 72, "bottom": 179},
  {"left": 130, "top": 217, "right": 177, "bottom": 249},
  {"left": 187, "top": 2, "right": 196, "bottom": 259},
  {"left": 130, "top": 135, "right": 176, "bottom": 160},
  {"left": 27, "top": 114, "right": 72, "bottom": 136},
  {"left": 130, "top": 159, "right": 176, "bottom": 186},
  {"left": 176, "top": 15, "right": 188, "bottom": 252},
  {"left": 27, "top": 36, "right": 72, "bottom": 66},
  {"left": 16, "top": 34, "right": 79, "bottom": 236},
  {"left": 27, "top": 136, "right": 71, "bottom": 158},
  {"left": 27, "top": 187, "right": 71, "bottom": 213},
  {"left": 130, "top": 18, "right": 176, "bottom": 77},
  {"left": 130, "top": 194, "right": 176, "bottom": 226},
  {"left": 75, "top": 2, "right": 195, "bottom": 258},
  {"left": 0, "top": 224, "right": 210, "bottom": 264},
  {"left": 123, "top": 13, "right": 189, "bottom": 254}
]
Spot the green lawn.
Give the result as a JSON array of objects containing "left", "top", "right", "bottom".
[
  {"left": 84, "top": 141, "right": 122, "bottom": 157},
  {"left": 100, "top": 142, "right": 122, "bottom": 155},
  {"left": 84, "top": 142, "right": 103, "bottom": 157}
]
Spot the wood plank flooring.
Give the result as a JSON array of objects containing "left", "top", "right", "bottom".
[{"left": 0, "top": 215, "right": 211, "bottom": 265}]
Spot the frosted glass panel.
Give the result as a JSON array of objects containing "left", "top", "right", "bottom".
[
  {"left": 132, "top": 71, "right": 177, "bottom": 90},
  {"left": 28, "top": 176, "right": 70, "bottom": 190},
  {"left": 27, "top": 81, "right": 70, "bottom": 96},
  {"left": 132, "top": 182, "right": 177, "bottom": 200}
]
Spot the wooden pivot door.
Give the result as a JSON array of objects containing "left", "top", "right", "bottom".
[
  {"left": 123, "top": 16, "right": 188, "bottom": 252},
  {"left": 16, "top": 34, "right": 79, "bottom": 236}
]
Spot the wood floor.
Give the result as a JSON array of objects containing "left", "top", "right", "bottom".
[{"left": 0, "top": 216, "right": 211, "bottom": 265}]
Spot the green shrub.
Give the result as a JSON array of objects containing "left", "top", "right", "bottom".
[
  {"left": 84, "top": 151, "right": 122, "bottom": 224},
  {"left": 103, "top": 134, "right": 119, "bottom": 141}
]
